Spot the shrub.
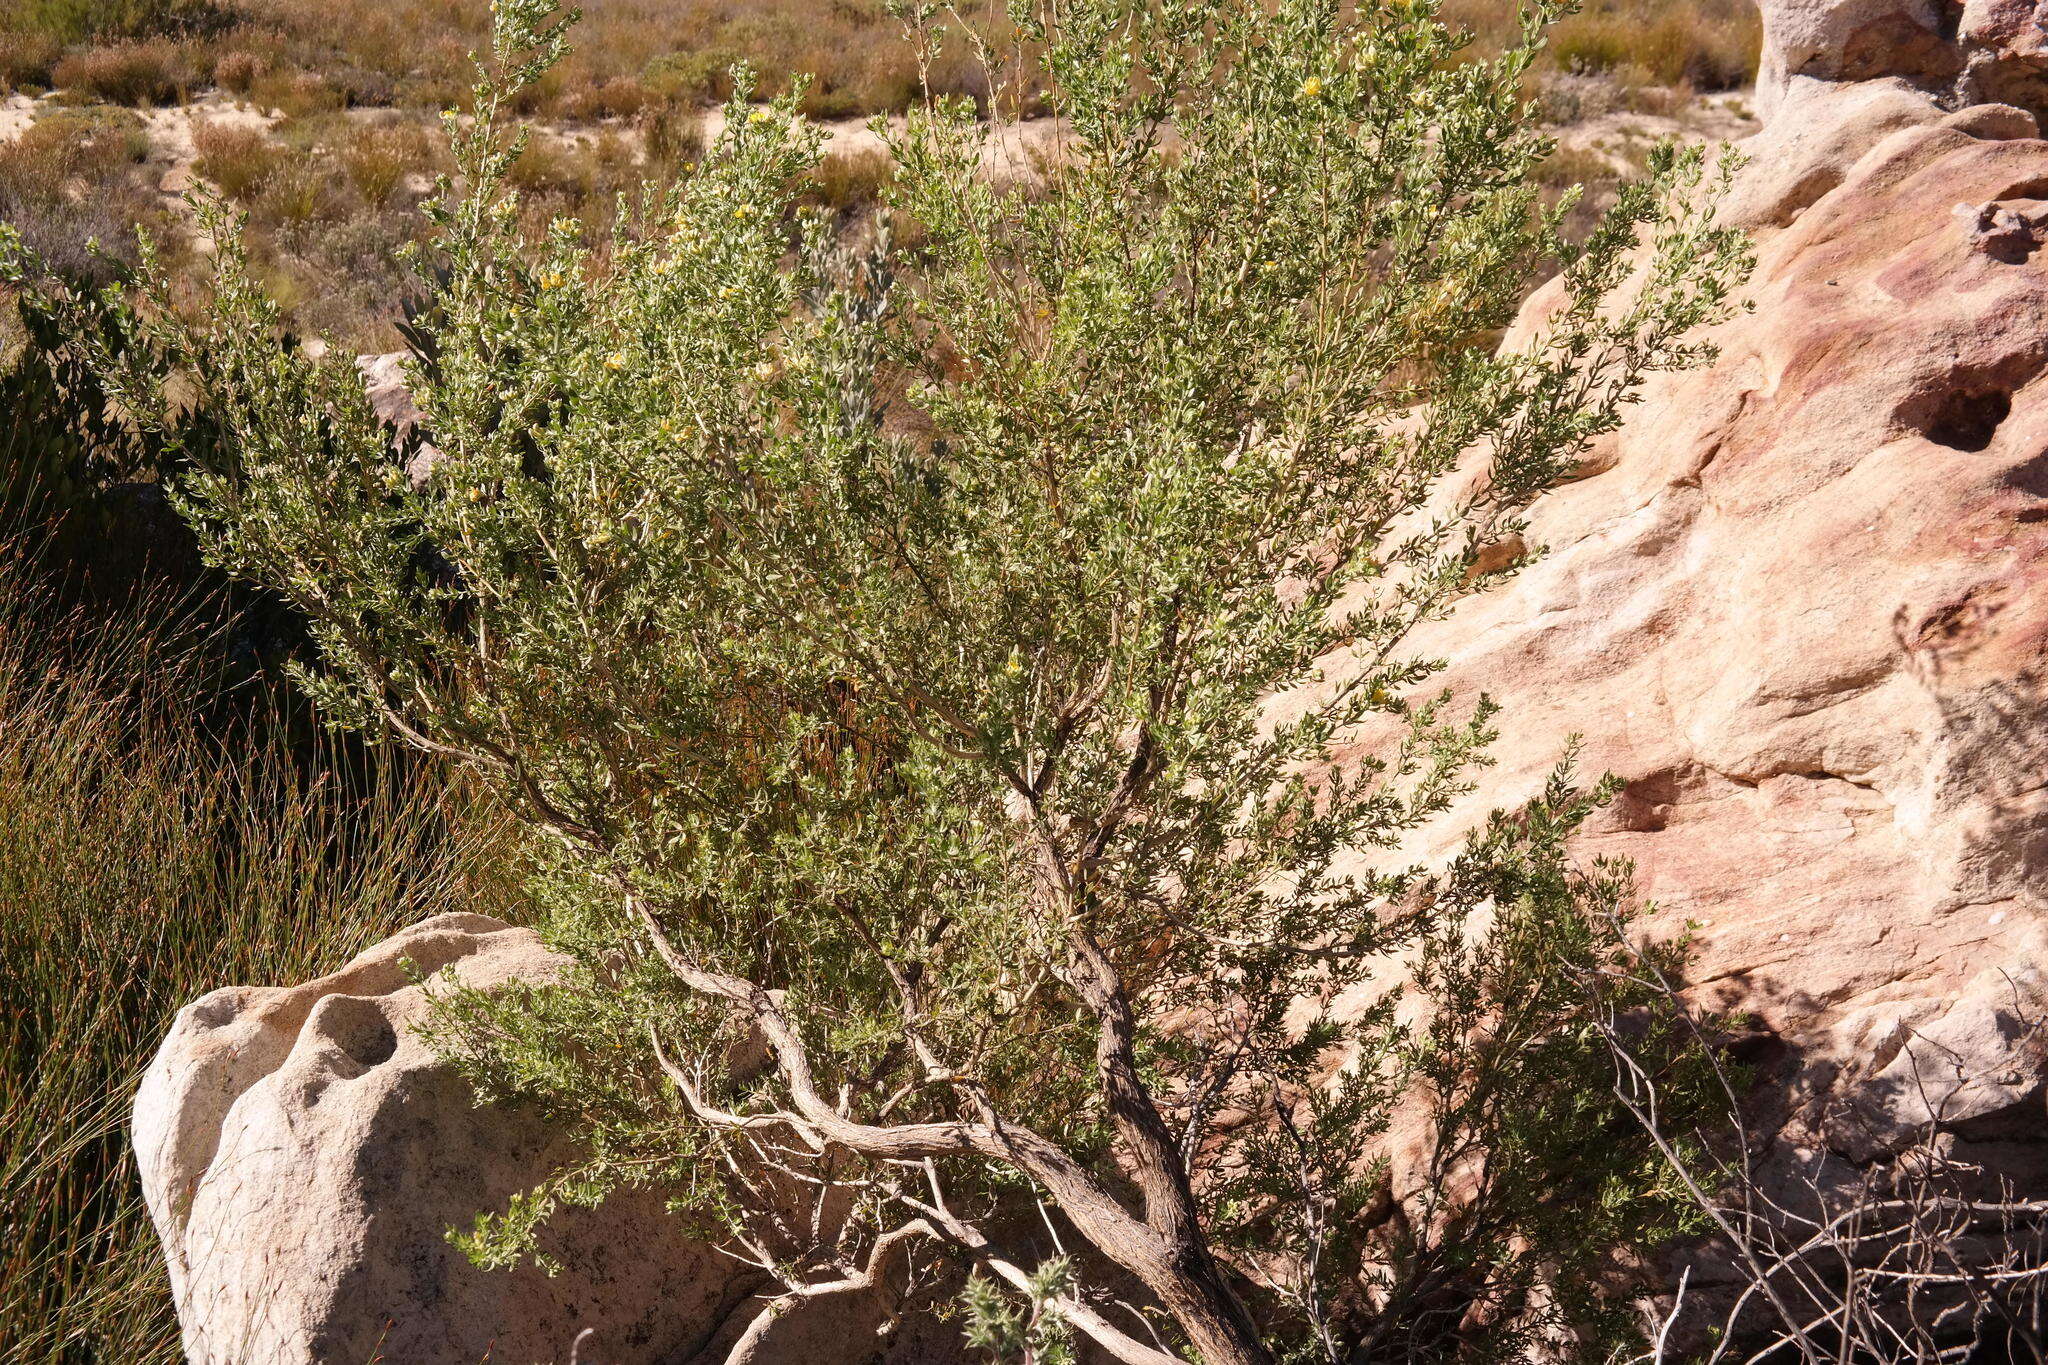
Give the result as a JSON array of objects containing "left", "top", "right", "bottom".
[
  {"left": 1546, "top": 0, "right": 1759, "bottom": 90},
  {"left": 0, "top": 107, "right": 161, "bottom": 282},
  {"left": 112, "top": 0, "right": 1750, "bottom": 1360},
  {"left": 801, "top": 143, "right": 893, "bottom": 213},
  {"left": 252, "top": 157, "right": 345, "bottom": 224},
  {"left": 640, "top": 102, "right": 704, "bottom": 174},
  {"left": 192, "top": 119, "right": 279, "bottom": 200},
  {"left": 12, "top": 105, "right": 151, "bottom": 174},
  {"left": 1549, "top": 16, "right": 1634, "bottom": 75},
  {"left": 642, "top": 49, "right": 740, "bottom": 106},
  {"left": 556, "top": 75, "right": 651, "bottom": 121},
  {"left": 505, "top": 133, "right": 596, "bottom": 198},
  {"left": 17, "top": 0, "right": 222, "bottom": 44},
  {"left": 50, "top": 37, "right": 206, "bottom": 105},
  {"left": 334, "top": 117, "right": 437, "bottom": 206},
  {"left": 245, "top": 67, "right": 345, "bottom": 118},
  {"left": 213, "top": 48, "right": 267, "bottom": 95},
  {"left": 0, "top": 29, "right": 63, "bottom": 91},
  {"left": 1536, "top": 142, "right": 1626, "bottom": 190}
]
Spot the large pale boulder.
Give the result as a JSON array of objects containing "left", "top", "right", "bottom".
[
  {"left": 1323, "top": 87, "right": 2048, "bottom": 1188},
  {"left": 133, "top": 914, "right": 764, "bottom": 1364},
  {"left": 134, "top": 913, "right": 956, "bottom": 1365}
]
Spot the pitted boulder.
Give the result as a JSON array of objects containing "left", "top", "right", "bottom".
[{"left": 133, "top": 914, "right": 764, "bottom": 1364}]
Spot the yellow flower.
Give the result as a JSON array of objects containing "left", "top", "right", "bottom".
[
  {"left": 651, "top": 259, "right": 674, "bottom": 276},
  {"left": 734, "top": 203, "right": 755, "bottom": 219},
  {"left": 1298, "top": 76, "right": 1324, "bottom": 99},
  {"left": 1004, "top": 649, "right": 1024, "bottom": 677},
  {"left": 748, "top": 108, "right": 771, "bottom": 125},
  {"left": 605, "top": 352, "right": 627, "bottom": 371},
  {"left": 467, "top": 487, "right": 485, "bottom": 503},
  {"left": 719, "top": 285, "right": 739, "bottom": 300}
]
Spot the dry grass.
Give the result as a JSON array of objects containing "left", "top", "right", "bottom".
[
  {"left": 0, "top": 30, "right": 66, "bottom": 93},
  {"left": 5, "top": 0, "right": 1760, "bottom": 349},
  {"left": 335, "top": 116, "right": 437, "bottom": 206},
  {"left": 803, "top": 144, "right": 894, "bottom": 215},
  {"left": 213, "top": 0, "right": 1009, "bottom": 120},
  {"left": 244, "top": 66, "right": 345, "bottom": 116},
  {"left": 9, "top": 0, "right": 1760, "bottom": 124},
  {"left": 1442, "top": 0, "right": 1761, "bottom": 92},
  {"left": 1551, "top": 2, "right": 1759, "bottom": 89}
]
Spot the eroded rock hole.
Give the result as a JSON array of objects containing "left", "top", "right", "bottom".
[
  {"left": 315, "top": 995, "right": 399, "bottom": 1070},
  {"left": 1925, "top": 387, "right": 2012, "bottom": 451}
]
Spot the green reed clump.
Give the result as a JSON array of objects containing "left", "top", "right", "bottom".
[{"left": 0, "top": 566, "right": 518, "bottom": 1364}]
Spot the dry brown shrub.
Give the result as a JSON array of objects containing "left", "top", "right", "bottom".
[
  {"left": 1548, "top": 0, "right": 1759, "bottom": 91},
  {"left": 213, "top": 49, "right": 267, "bottom": 94},
  {"left": 251, "top": 157, "right": 345, "bottom": 223},
  {"left": 0, "top": 29, "right": 64, "bottom": 91},
  {"left": 0, "top": 107, "right": 170, "bottom": 280},
  {"left": 229, "top": 0, "right": 1014, "bottom": 121},
  {"left": 640, "top": 102, "right": 704, "bottom": 174},
  {"left": 50, "top": 37, "right": 206, "bottom": 105},
  {"left": 557, "top": 76, "right": 651, "bottom": 121},
  {"left": 191, "top": 119, "right": 278, "bottom": 199},
  {"left": 245, "top": 67, "right": 343, "bottom": 117},
  {"left": 507, "top": 135, "right": 597, "bottom": 199},
  {"left": 334, "top": 118, "right": 437, "bottom": 206},
  {"left": 1535, "top": 143, "right": 1624, "bottom": 190},
  {"left": 803, "top": 145, "right": 894, "bottom": 215},
  {"left": 11, "top": 105, "right": 151, "bottom": 175}
]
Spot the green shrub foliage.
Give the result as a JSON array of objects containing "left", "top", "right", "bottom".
[{"left": 77, "top": 0, "right": 1749, "bottom": 1357}]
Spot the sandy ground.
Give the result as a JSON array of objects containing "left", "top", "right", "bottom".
[
  {"left": 0, "top": 93, "right": 38, "bottom": 143},
  {"left": 1550, "top": 89, "right": 1761, "bottom": 173}
]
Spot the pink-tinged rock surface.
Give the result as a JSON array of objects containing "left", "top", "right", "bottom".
[{"left": 1323, "top": 91, "right": 2048, "bottom": 1170}]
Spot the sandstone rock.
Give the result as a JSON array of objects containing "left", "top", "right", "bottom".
[
  {"left": 133, "top": 913, "right": 940, "bottom": 1364},
  {"left": 1718, "top": 78, "right": 1950, "bottom": 229},
  {"left": 1758, "top": 0, "right": 2048, "bottom": 123},
  {"left": 358, "top": 349, "right": 443, "bottom": 484},
  {"left": 1325, "top": 76, "right": 2048, "bottom": 1193}
]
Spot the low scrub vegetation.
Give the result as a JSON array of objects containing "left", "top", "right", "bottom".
[
  {"left": 1529, "top": 0, "right": 1760, "bottom": 89},
  {"left": 5, "top": 0, "right": 1761, "bottom": 114},
  {"left": 0, "top": 106, "right": 180, "bottom": 285},
  {"left": 49, "top": 37, "right": 209, "bottom": 104}
]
